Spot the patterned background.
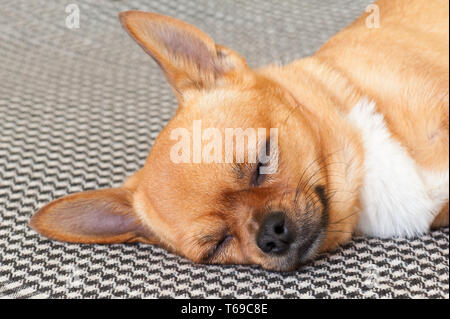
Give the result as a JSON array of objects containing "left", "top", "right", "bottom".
[{"left": 0, "top": 0, "right": 448, "bottom": 298}]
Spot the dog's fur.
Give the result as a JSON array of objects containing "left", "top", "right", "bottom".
[{"left": 30, "top": 0, "right": 449, "bottom": 271}]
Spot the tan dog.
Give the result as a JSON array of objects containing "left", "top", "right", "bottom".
[{"left": 30, "top": 0, "right": 449, "bottom": 271}]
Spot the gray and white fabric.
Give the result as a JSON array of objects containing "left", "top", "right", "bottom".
[{"left": 0, "top": 0, "right": 448, "bottom": 298}]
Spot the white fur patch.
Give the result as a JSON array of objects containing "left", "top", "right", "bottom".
[
  {"left": 419, "top": 169, "right": 449, "bottom": 213},
  {"left": 347, "top": 99, "right": 448, "bottom": 238}
]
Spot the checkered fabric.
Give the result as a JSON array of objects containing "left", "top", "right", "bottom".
[{"left": 0, "top": 0, "right": 448, "bottom": 298}]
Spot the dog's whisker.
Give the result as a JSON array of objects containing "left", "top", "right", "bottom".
[
  {"left": 330, "top": 210, "right": 360, "bottom": 225},
  {"left": 294, "top": 150, "right": 343, "bottom": 198}
]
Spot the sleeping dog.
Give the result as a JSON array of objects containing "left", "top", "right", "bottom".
[{"left": 31, "top": 0, "right": 449, "bottom": 271}]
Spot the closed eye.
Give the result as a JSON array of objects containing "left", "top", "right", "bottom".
[
  {"left": 250, "top": 138, "right": 274, "bottom": 187},
  {"left": 251, "top": 161, "right": 265, "bottom": 186},
  {"left": 216, "top": 234, "right": 232, "bottom": 250},
  {"left": 203, "top": 234, "right": 232, "bottom": 262}
]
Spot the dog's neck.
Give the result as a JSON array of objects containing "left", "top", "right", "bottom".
[{"left": 260, "top": 56, "right": 363, "bottom": 113}]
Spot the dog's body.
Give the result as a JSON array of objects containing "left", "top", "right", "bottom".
[
  {"left": 263, "top": 0, "right": 449, "bottom": 239},
  {"left": 31, "top": 0, "right": 449, "bottom": 271}
]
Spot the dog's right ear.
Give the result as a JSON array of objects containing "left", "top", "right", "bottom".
[{"left": 119, "top": 11, "right": 247, "bottom": 101}]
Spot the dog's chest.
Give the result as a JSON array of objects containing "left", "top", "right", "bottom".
[{"left": 347, "top": 99, "right": 449, "bottom": 238}]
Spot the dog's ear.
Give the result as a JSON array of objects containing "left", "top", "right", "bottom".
[
  {"left": 119, "top": 11, "right": 247, "bottom": 100},
  {"left": 30, "top": 188, "right": 155, "bottom": 244}
]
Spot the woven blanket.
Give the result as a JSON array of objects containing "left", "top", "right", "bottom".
[{"left": 0, "top": 0, "right": 448, "bottom": 298}]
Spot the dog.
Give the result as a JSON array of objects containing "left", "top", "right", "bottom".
[{"left": 30, "top": 0, "right": 449, "bottom": 271}]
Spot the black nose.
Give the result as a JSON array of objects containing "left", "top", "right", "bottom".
[{"left": 257, "top": 212, "right": 294, "bottom": 254}]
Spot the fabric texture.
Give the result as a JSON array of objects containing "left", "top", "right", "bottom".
[{"left": 0, "top": 0, "right": 448, "bottom": 298}]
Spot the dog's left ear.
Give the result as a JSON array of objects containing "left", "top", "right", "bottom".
[
  {"left": 29, "top": 188, "right": 156, "bottom": 244},
  {"left": 119, "top": 11, "right": 248, "bottom": 100}
]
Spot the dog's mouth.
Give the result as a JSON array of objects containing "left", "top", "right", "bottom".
[
  {"left": 296, "top": 223, "right": 327, "bottom": 264},
  {"left": 289, "top": 221, "right": 328, "bottom": 270}
]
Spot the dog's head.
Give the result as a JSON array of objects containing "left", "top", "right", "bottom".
[{"left": 30, "top": 11, "right": 364, "bottom": 271}]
